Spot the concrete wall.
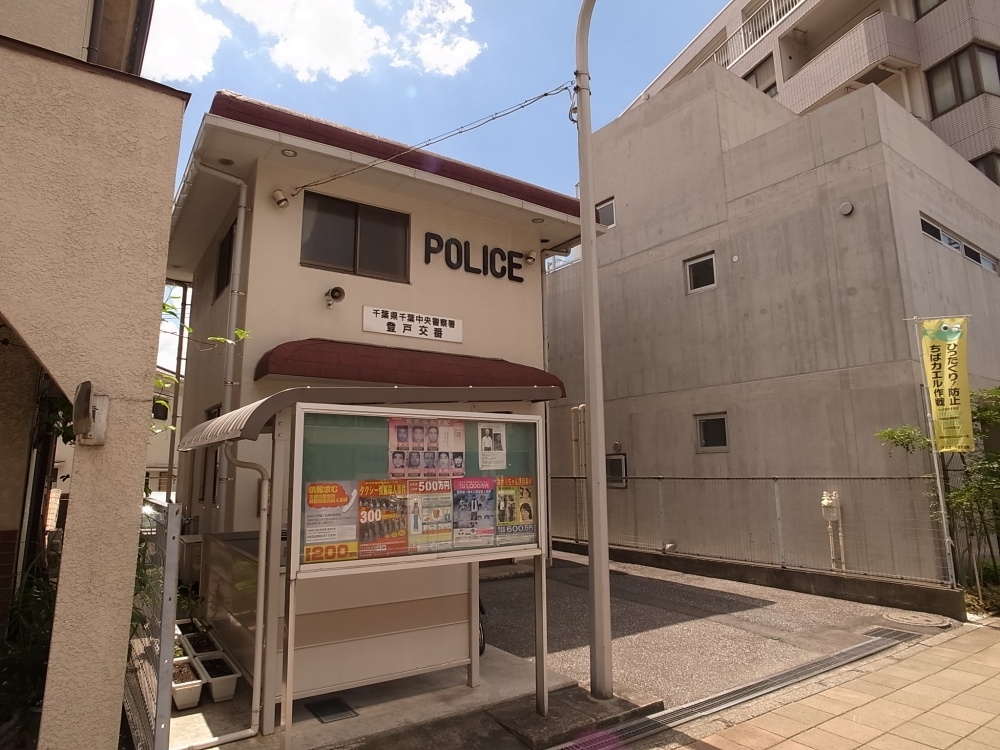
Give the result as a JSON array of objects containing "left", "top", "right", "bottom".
[
  {"left": 545, "top": 67, "right": 1000, "bottom": 484},
  {"left": 0, "top": 39, "right": 186, "bottom": 750}
]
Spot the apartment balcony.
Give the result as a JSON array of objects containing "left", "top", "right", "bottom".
[
  {"left": 711, "top": 0, "right": 808, "bottom": 69},
  {"left": 777, "top": 11, "right": 919, "bottom": 115}
]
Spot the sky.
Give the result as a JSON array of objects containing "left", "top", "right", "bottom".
[{"left": 143, "top": 0, "right": 728, "bottom": 198}]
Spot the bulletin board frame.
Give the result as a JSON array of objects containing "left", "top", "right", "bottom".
[{"left": 290, "top": 403, "right": 546, "bottom": 580}]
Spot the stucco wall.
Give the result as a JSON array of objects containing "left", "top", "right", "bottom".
[
  {"left": 0, "top": 40, "right": 186, "bottom": 749},
  {"left": 0, "top": 0, "right": 90, "bottom": 58}
]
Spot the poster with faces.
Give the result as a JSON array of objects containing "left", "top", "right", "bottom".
[{"left": 388, "top": 418, "right": 465, "bottom": 477}]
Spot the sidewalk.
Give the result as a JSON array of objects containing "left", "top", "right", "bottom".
[{"left": 634, "top": 618, "right": 1000, "bottom": 750}]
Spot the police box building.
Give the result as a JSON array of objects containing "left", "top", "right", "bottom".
[{"left": 166, "top": 91, "right": 580, "bottom": 740}]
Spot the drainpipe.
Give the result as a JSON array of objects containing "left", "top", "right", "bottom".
[
  {"left": 878, "top": 63, "right": 912, "bottom": 114},
  {"left": 164, "top": 280, "right": 189, "bottom": 506},
  {"left": 177, "top": 442, "right": 269, "bottom": 750},
  {"left": 85, "top": 0, "right": 104, "bottom": 62},
  {"left": 196, "top": 164, "right": 248, "bottom": 532}
]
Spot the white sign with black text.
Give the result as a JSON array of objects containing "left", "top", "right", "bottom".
[{"left": 363, "top": 306, "right": 463, "bottom": 343}]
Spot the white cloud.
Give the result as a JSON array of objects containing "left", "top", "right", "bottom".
[
  {"left": 143, "top": 0, "right": 231, "bottom": 83},
  {"left": 398, "top": 0, "right": 483, "bottom": 75},
  {"left": 219, "top": 0, "right": 393, "bottom": 83},
  {"left": 144, "top": 0, "right": 484, "bottom": 85}
]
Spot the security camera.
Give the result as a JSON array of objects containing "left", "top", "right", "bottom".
[
  {"left": 325, "top": 287, "right": 345, "bottom": 307},
  {"left": 272, "top": 189, "right": 289, "bottom": 208},
  {"left": 525, "top": 250, "right": 538, "bottom": 265}
]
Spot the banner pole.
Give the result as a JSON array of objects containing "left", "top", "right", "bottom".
[{"left": 911, "top": 319, "right": 957, "bottom": 589}]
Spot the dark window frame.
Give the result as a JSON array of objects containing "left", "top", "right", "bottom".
[
  {"left": 606, "top": 453, "right": 627, "bottom": 489},
  {"left": 696, "top": 413, "right": 729, "bottom": 453},
  {"left": 921, "top": 215, "right": 998, "bottom": 274},
  {"left": 685, "top": 252, "right": 717, "bottom": 293},
  {"left": 927, "top": 44, "right": 1000, "bottom": 118},
  {"left": 596, "top": 198, "right": 616, "bottom": 228},
  {"left": 914, "top": 0, "right": 949, "bottom": 20},
  {"left": 214, "top": 222, "right": 235, "bottom": 300},
  {"left": 300, "top": 191, "right": 410, "bottom": 283},
  {"left": 744, "top": 54, "right": 778, "bottom": 98}
]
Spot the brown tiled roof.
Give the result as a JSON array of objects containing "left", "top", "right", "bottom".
[
  {"left": 209, "top": 90, "right": 580, "bottom": 218},
  {"left": 255, "top": 338, "right": 565, "bottom": 397}
]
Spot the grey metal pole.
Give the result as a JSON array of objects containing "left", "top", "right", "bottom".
[{"left": 575, "top": 0, "right": 613, "bottom": 700}]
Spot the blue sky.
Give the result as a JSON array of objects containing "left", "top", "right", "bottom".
[{"left": 144, "top": 1, "right": 727, "bottom": 198}]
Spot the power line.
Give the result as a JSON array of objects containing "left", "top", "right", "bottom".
[{"left": 291, "top": 80, "right": 575, "bottom": 195}]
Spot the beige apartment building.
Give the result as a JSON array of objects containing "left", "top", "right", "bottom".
[
  {"left": 0, "top": 1, "right": 187, "bottom": 748},
  {"left": 643, "top": 0, "right": 1000, "bottom": 183}
]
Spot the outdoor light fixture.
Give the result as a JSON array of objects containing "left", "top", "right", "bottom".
[
  {"left": 532, "top": 217, "right": 545, "bottom": 224},
  {"left": 273, "top": 189, "right": 289, "bottom": 208},
  {"left": 280, "top": 148, "right": 298, "bottom": 157},
  {"left": 525, "top": 251, "right": 538, "bottom": 265}
]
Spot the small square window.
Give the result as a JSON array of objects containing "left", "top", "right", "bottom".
[
  {"left": 920, "top": 219, "right": 942, "bottom": 241},
  {"left": 596, "top": 199, "right": 615, "bottom": 227},
  {"left": 606, "top": 454, "right": 627, "bottom": 489},
  {"left": 696, "top": 414, "right": 728, "bottom": 452},
  {"left": 685, "top": 253, "right": 716, "bottom": 293}
]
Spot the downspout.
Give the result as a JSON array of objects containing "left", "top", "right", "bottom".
[
  {"left": 196, "top": 164, "right": 248, "bottom": 531},
  {"left": 85, "top": 0, "right": 105, "bottom": 62},
  {"left": 177, "top": 442, "right": 269, "bottom": 750},
  {"left": 164, "top": 280, "right": 189, "bottom": 505},
  {"left": 878, "top": 63, "right": 912, "bottom": 114}
]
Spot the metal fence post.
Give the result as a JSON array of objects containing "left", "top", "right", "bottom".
[
  {"left": 773, "top": 478, "right": 786, "bottom": 568},
  {"left": 657, "top": 478, "right": 667, "bottom": 553}
]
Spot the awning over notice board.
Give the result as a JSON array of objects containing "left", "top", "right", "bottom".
[{"left": 254, "top": 338, "right": 566, "bottom": 397}]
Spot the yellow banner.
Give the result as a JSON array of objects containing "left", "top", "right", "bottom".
[{"left": 919, "top": 317, "right": 974, "bottom": 452}]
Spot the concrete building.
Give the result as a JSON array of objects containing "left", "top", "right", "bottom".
[
  {"left": 641, "top": 0, "right": 1000, "bottom": 184},
  {"left": 0, "top": 2, "right": 187, "bottom": 747},
  {"left": 544, "top": 48, "right": 1000, "bottom": 588}
]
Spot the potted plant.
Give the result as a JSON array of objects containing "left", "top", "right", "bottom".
[
  {"left": 173, "top": 637, "right": 190, "bottom": 661},
  {"left": 175, "top": 619, "right": 201, "bottom": 637},
  {"left": 181, "top": 630, "right": 223, "bottom": 658},
  {"left": 171, "top": 657, "right": 206, "bottom": 711},
  {"left": 196, "top": 653, "right": 241, "bottom": 702}
]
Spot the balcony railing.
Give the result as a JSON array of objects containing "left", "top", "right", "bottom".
[{"left": 710, "top": 0, "right": 806, "bottom": 69}]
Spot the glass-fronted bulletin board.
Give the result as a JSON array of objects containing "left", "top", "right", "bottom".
[{"left": 292, "top": 404, "right": 545, "bottom": 576}]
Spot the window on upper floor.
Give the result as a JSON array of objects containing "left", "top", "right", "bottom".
[
  {"left": 696, "top": 413, "right": 729, "bottom": 453},
  {"left": 214, "top": 222, "right": 235, "bottom": 300},
  {"left": 972, "top": 152, "right": 1000, "bottom": 186},
  {"left": 921, "top": 216, "right": 998, "bottom": 274},
  {"left": 914, "top": 0, "right": 949, "bottom": 19},
  {"left": 927, "top": 44, "right": 1000, "bottom": 118},
  {"left": 596, "top": 199, "right": 616, "bottom": 227},
  {"left": 301, "top": 192, "right": 409, "bottom": 282},
  {"left": 685, "top": 253, "right": 716, "bottom": 293},
  {"left": 744, "top": 55, "right": 778, "bottom": 97}
]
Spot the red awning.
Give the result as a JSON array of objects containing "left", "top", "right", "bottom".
[{"left": 254, "top": 339, "right": 566, "bottom": 398}]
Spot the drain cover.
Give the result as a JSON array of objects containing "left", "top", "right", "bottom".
[
  {"left": 304, "top": 696, "right": 358, "bottom": 724},
  {"left": 883, "top": 612, "right": 951, "bottom": 628}
]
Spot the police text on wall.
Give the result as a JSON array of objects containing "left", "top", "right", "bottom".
[{"left": 424, "top": 233, "right": 526, "bottom": 282}]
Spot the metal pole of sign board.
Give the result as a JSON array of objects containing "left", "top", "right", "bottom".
[
  {"left": 909, "top": 318, "right": 958, "bottom": 589},
  {"left": 575, "top": 0, "right": 614, "bottom": 700},
  {"left": 280, "top": 406, "right": 306, "bottom": 750}
]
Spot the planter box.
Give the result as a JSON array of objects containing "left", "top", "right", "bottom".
[
  {"left": 181, "top": 629, "right": 223, "bottom": 659},
  {"left": 175, "top": 618, "right": 203, "bottom": 637},
  {"left": 173, "top": 637, "right": 191, "bottom": 661},
  {"left": 171, "top": 657, "right": 206, "bottom": 711},
  {"left": 196, "top": 653, "right": 241, "bottom": 702}
]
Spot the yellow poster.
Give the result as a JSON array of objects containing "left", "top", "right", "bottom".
[{"left": 919, "top": 317, "right": 974, "bottom": 452}]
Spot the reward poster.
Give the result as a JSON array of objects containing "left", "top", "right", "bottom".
[
  {"left": 302, "top": 481, "right": 359, "bottom": 563},
  {"left": 496, "top": 477, "right": 536, "bottom": 546},
  {"left": 477, "top": 423, "right": 507, "bottom": 470},
  {"left": 452, "top": 477, "right": 496, "bottom": 548},
  {"left": 407, "top": 478, "right": 454, "bottom": 553},
  {"left": 358, "top": 480, "right": 408, "bottom": 559}
]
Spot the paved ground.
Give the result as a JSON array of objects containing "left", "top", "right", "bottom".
[
  {"left": 630, "top": 617, "right": 1000, "bottom": 750},
  {"left": 482, "top": 552, "right": 938, "bottom": 707}
]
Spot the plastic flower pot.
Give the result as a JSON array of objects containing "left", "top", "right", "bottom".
[
  {"left": 171, "top": 657, "right": 206, "bottom": 711},
  {"left": 181, "top": 630, "right": 223, "bottom": 659},
  {"left": 175, "top": 618, "right": 201, "bottom": 637},
  {"left": 196, "top": 653, "right": 241, "bottom": 702}
]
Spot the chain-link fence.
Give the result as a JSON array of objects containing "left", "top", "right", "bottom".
[
  {"left": 550, "top": 476, "right": 951, "bottom": 585},
  {"left": 123, "top": 497, "right": 181, "bottom": 750}
]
